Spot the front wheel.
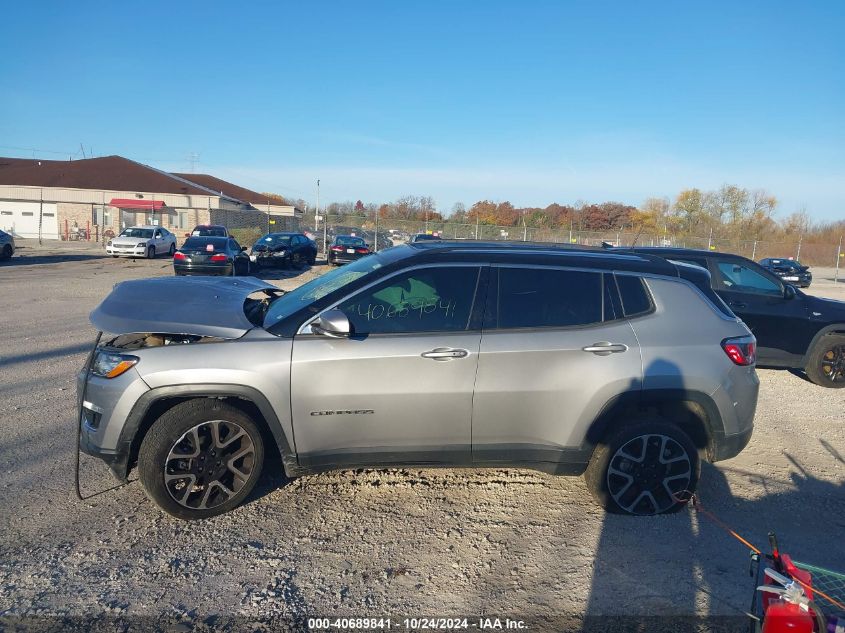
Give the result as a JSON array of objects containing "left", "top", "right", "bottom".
[
  {"left": 804, "top": 335, "right": 845, "bottom": 388},
  {"left": 1, "top": 244, "right": 12, "bottom": 259},
  {"left": 146, "top": 246, "right": 156, "bottom": 259},
  {"left": 137, "top": 400, "right": 265, "bottom": 520},
  {"left": 584, "top": 420, "right": 699, "bottom": 516}
]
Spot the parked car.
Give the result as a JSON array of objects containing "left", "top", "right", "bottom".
[
  {"left": 189, "top": 224, "right": 228, "bottom": 238},
  {"left": 249, "top": 232, "right": 317, "bottom": 269},
  {"left": 106, "top": 226, "right": 177, "bottom": 259},
  {"left": 327, "top": 235, "right": 370, "bottom": 265},
  {"left": 409, "top": 233, "right": 442, "bottom": 243},
  {"left": 0, "top": 229, "right": 15, "bottom": 260},
  {"left": 79, "top": 241, "right": 758, "bottom": 519},
  {"left": 759, "top": 258, "right": 812, "bottom": 288},
  {"left": 626, "top": 247, "right": 845, "bottom": 387},
  {"left": 173, "top": 236, "right": 251, "bottom": 276}
]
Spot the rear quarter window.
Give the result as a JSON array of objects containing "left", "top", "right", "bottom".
[{"left": 614, "top": 275, "right": 653, "bottom": 317}]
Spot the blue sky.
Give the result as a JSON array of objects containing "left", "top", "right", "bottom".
[{"left": 1, "top": 1, "right": 843, "bottom": 220}]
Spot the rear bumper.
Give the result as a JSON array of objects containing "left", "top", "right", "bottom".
[
  {"left": 710, "top": 426, "right": 754, "bottom": 462},
  {"left": 174, "top": 263, "right": 232, "bottom": 275}
]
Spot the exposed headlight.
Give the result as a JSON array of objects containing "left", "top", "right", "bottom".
[
  {"left": 107, "top": 240, "right": 112, "bottom": 247},
  {"left": 91, "top": 352, "right": 139, "bottom": 379},
  {"left": 137, "top": 241, "right": 147, "bottom": 247}
]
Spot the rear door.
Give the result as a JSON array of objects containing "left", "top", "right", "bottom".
[
  {"left": 472, "top": 266, "right": 642, "bottom": 466},
  {"left": 290, "top": 264, "right": 485, "bottom": 468}
]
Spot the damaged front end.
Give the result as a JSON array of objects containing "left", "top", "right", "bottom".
[{"left": 77, "top": 276, "right": 284, "bottom": 484}]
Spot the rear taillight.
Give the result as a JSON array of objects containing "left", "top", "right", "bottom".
[
  {"left": 722, "top": 336, "right": 756, "bottom": 366},
  {"left": 330, "top": 246, "right": 343, "bottom": 252},
  {"left": 210, "top": 254, "right": 228, "bottom": 262},
  {"left": 173, "top": 251, "right": 186, "bottom": 261},
  {"left": 355, "top": 248, "right": 369, "bottom": 254}
]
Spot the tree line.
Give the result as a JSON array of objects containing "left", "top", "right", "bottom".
[{"left": 271, "top": 187, "right": 843, "bottom": 243}]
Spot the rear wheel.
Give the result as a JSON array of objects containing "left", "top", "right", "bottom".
[
  {"left": 138, "top": 400, "right": 265, "bottom": 520},
  {"left": 168, "top": 243, "right": 176, "bottom": 257},
  {"left": 805, "top": 335, "right": 845, "bottom": 388},
  {"left": 584, "top": 420, "right": 699, "bottom": 516}
]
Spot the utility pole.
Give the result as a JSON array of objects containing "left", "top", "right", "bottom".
[
  {"left": 707, "top": 227, "right": 713, "bottom": 250},
  {"left": 751, "top": 240, "right": 757, "bottom": 260},
  {"left": 796, "top": 234, "right": 803, "bottom": 260},
  {"left": 38, "top": 187, "right": 43, "bottom": 245},
  {"left": 318, "top": 179, "right": 326, "bottom": 257},
  {"left": 475, "top": 213, "right": 479, "bottom": 240},
  {"left": 835, "top": 235, "right": 842, "bottom": 283},
  {"left": 375, "top": 210, "right": 380, "bottom": 252}
]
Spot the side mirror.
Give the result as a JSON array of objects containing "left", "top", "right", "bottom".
[
  {"left": 783, "top": 284, "right": 797, "bottom": 300},
  {"left": 311, "top": 309, "right": 351, "bottom": 338}
]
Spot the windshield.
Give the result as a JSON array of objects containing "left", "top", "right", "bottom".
[
  {"left": 257, "top": 234, "right": 292, "bottom": 247},
  {"left": 770, "top": 259, "right": 803, "bottom": 270},
  {"left": 335, "top": 236, "right": 366, "bottom": 246},
  {"left": 264, "top": 251, "right": 402, "bottom": 327},
  {"left": 192, "top": 226, "right": 226, "bottom": 236},
  {"left": 182, "top": 237, "right": 228, "bottom": 251},
  {"left": 119, "top": 228, "right": 154, "bottom": 239}
]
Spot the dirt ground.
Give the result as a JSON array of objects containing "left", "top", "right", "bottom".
[{"left": 0, "top": 239, "right": 843, "bottom": 632}]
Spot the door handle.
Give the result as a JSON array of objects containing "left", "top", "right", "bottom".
[
  {"left": 730, "top": 301, "right": 748, "bottom": 309},
  {"left": 421, "top": 348, "right": 469, "bottom": 360},
  {"left": 582, "top": 342, "right": 628, "bottom": 355}
]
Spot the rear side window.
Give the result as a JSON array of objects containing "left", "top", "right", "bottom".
[
  {"left": 614, "top": 275, "right": 653, "bottom": 317},
  {"left": 494, "top": 267, "right": 603, "bottom": 329}
]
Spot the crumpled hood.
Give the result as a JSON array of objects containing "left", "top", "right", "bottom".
[{"left": 91, "top": 276, "right": 277, "bottom": 338}]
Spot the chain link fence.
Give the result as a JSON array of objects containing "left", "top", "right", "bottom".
[{"left": 302, "top": 213, "right": 844, "bottom": 272}]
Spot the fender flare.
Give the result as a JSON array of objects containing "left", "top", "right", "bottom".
[
  {"left": 583, "top": 388, "right": 722, "bottom": 454},
  {"left": 118, "top": 383, "right": 298, "bottom": 477}
]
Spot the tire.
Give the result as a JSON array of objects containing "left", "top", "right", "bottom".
[
  {"left": 137, "top": 399, "right": 265, "bottom": 520},
  {"left": 1, "top": 244, "right": 12, "bottom": 259},
  {"left": 146, "top": 246, "right": 155, "bottom": 260},
  {"left": 584, "top": 419, "right": 700, "bottom": 516},
  {"left": 290, "top": 253, "right": 303, "bottom": 270},
  {"left": 168, "top": 243, "right": 176, "bottom": 257},
  {"left": 804, "top": 334, "right": 845, "bottom": 388},
  {"left": 308, "top": 251, "right": 316, "bottom": 266},
  {"left": 112, "top": 255, "right": 119, "bottom": 258}
]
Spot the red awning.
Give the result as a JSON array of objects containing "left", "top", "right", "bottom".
[{"left": 108, "top": 198, "right": 166, "bottom": 210}]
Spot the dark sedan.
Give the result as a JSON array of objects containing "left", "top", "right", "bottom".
[
  {"left": 173, "top": 236, "right": 251, "bottom": 276},
  {"left": 250, "top": 232, "right": 317, "bottom": 269},
  {"left": 759, "top": 258, "right": 812, "bottom": 288},
  {"left": 327, "top": 235, "right": 370, "bottom": 265}
]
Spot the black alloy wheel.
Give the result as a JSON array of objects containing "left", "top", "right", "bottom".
[{"left": 806, "top": 335, "right": 845, "bottom": 388}]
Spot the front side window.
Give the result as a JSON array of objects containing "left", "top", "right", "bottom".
[
  {"left": 336, "top": 267, "right": 480, "bottom": 335},
  {"left": 494, "top": 267, "right": 603, "bottom": 329},
  {"left": 715, "top": 261, "right": 781, "bottom": 296}
]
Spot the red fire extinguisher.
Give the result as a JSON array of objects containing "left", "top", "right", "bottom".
[{"left": 758, "top": 568, "right": 826, "bottom": 633}]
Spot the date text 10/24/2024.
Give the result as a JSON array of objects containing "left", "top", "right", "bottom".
[{"left": 307, "top": 618, "right": 527, "bottom": 630}]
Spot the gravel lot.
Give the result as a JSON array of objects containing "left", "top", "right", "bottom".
[{"left": 1, "top": 239, "right": 843, "bottom": 632}]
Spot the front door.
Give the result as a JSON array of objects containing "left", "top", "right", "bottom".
[{"left": 290, "top": 264, "right": 485, "bottom": 468}]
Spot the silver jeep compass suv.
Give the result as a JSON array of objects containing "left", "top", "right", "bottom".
[{"left": 78, "top": 242, "right": 759, "bottom": 519}]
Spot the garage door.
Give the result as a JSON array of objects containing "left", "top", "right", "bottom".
[{"left": 0, "top": 201, "right": 59, "bottom": 239}]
